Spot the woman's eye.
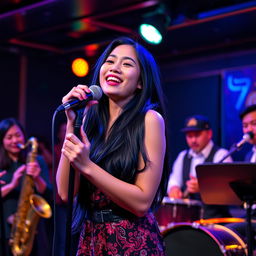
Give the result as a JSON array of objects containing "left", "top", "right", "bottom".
[
  {"left": 105, "top": 59, "right": 114, "bottom": 64},
  {"left": 123, "top": 62, "right": 132, "bottom": 67}
]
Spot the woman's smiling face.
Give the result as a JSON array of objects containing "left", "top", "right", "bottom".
[
  {"left": 99, "top": 44, "right": 142, "bottom": 104},
  {"left": 3, "top": 124, "right": 25, "bottom": 159}
]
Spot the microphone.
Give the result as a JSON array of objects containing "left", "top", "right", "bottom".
[
  {"left": 218, "top": 131, "right": 254, "bottom": 163},
  {"left": 56, "top": 85, "right": 102, "bottom": 112},
  {"left": 235, "top": 131, "right": 254, "bottom": 148}
]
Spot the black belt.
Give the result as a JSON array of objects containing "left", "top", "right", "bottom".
[{"left": 90, "top": 209, "right": 133, "bottom": 223}]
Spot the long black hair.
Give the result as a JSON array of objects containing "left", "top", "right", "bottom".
[
  {"left": 72, "top": 37, "right": 170, "bottom": 232},
  {"left": 0, "top": 118, "right": 26, "bottom": 169}
]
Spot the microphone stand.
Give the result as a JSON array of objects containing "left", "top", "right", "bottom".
[
  {"left": 65, "top": 108, "right": 84, "bottom": 256},
  {"left": 219, "top": 136, "right": 255, "bottom": 256},
  {"left": 245, "top": 197, "right": 254, "bottom": 256},
  {"left": 218, "top": 144, "right": 240, "bottom": 163},
  {"left": 230, "top": 180, "right": 256, "bottom": 256}
]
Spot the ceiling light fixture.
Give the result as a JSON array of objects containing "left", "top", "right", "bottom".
[{"left": 139, "top": 5, "right": 171, "bottom": 45}]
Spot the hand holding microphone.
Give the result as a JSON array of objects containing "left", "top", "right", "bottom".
[{"left": 56, "top": 85, "right": 102, "bottom": 113}]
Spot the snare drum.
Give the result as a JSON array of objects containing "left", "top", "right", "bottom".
[
  {"left": 154, "top": 197, "right": 203, "bottom": 229},
  {"left": 162, "top": 223, "right": 247, "bottom": 256}
]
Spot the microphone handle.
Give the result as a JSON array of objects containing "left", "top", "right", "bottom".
[{"left": 56, "top": 97, "right": 91, "bottom": 112}]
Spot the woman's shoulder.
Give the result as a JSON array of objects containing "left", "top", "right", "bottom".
[{"left": 144, "top": 109, "right": 164, "bottom": 126}]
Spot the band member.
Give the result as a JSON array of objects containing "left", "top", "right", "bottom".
[
  {"left": 226, "top": 104, "right": 256, "bottom": 252},
  {"left": 56, "top": 37, "right": 170, "bottom": 255},
  {"left": 167, "top": 114, "right": 232, "bottom": 219},
  {"left": 0, "top": 118, "right": 52, "bottom": 256}
]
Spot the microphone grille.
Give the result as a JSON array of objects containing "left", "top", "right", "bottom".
[
  {"left": 89, "top": 85, "right": 103, "bottom": 101},
  {"left": 243, "top": 131, "right": 254, "bottom": 141}
]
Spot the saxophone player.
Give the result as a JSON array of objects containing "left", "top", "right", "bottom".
[{"left": 0, "top": 118, "right": 52, "bottom": 256}]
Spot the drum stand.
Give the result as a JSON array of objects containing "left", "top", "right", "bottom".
[
  {"left": 245, "top": 200, "right": 254, "bottom": 256},
  {"left": 230, "top": 180, "right": 256, "bottom": 256}
]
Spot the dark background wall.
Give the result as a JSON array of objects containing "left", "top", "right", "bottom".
[
  {"left": 0, "top": 52, "right": 20, "bottom": 118},
  {"left": 0, "top": 52, "right": 92, "bottom": 141},
  {"left": 163, "top": 75, "right": 221, "bottom": 163}
]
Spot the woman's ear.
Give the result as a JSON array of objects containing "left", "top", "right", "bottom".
[{"left": 137, "top": 80, "right": 142, "bottom": 89}]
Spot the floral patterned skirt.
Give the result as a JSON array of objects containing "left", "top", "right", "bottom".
[{"left": 76, "top": 212, "right": 165, "bottom": 256}]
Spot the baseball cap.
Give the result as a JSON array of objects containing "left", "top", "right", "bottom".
[{"left": 181, "top": 115, "right": 211, "bottom": 132}]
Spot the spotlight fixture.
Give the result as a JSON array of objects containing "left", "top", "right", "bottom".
[{"left": 139, "top": 6, "right": 170, "bottom": 45}]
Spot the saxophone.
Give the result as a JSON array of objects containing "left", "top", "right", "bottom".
[{"left": 9, "top": 137, "right": 52, "bottom": 256}]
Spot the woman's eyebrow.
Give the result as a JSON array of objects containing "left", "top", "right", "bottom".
[
  {"left": 108, "top": 54, "right": 136, "bottom": 64},
  {"left": 123, "top": 56, "right": 136, "bottom": 64}
]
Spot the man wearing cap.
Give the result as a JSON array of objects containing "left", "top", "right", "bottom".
[{"left": 167, "top": 115, "right": 232, "bottom": 219}]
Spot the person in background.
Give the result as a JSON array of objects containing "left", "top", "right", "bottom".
[
  {"left": 32, "top": 134, "right": 55, "bottom": 255},
  {"left": 0, "top": 118, "right": 52, "bottom": 256},
  {"left": 167, "top": 114, "right": 232, "bottom": 219},
  {"left": 56, "top": 36, "right": 170, "bottom": 255},
  {"left": 226, "top": 104, "right": 256, "bottom": 252}
]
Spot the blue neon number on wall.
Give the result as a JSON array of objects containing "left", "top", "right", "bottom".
[{"left": 227, "top": 75, "right": 251, "bottom": 110}]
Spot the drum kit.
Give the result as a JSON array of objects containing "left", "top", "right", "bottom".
[
  {"left": 154, "top": 197, "right": 248, "bottom": 256},
  {"left": 155, "top": 163, "right": 256, "bottom": 255}
]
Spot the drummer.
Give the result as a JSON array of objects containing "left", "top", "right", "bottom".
[{"left": 167, "top": 115, "right": 232, "bottom": 219}]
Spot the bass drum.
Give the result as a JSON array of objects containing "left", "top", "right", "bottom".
[{"left": 162, "top": 223, "right": 247, "bottom": 256}]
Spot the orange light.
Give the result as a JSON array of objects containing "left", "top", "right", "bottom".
[{"left": 72, "top": 58, "right": 89, "bottom": 77}]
